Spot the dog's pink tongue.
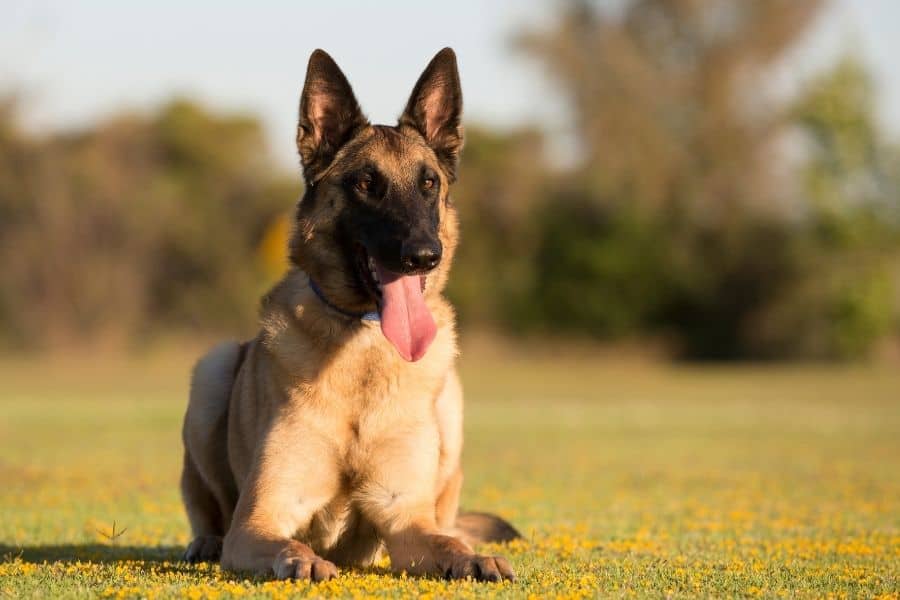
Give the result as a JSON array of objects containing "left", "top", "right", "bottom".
[{"left": 375, "top": 263, "right": 436, "bottom": 362}]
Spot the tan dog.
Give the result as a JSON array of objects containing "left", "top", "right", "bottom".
[{"left": 180, "top": 48, "right": 518, "bottom": 582}]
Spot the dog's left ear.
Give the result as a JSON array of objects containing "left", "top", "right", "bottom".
[
  {"left": 298, "top": 49, "right": 369, "bottom": 184},
  {"left": 399, "top": 47, "right": 464, "bottom": 182}
]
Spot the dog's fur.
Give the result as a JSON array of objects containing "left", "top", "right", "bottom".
[{"left": 180, "top": 48, "right": 518, "bottom": 582}]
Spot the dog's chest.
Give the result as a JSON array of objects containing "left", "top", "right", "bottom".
[
  {"left": 313, "top": 341, "right": 443, "bottom": 430},
  {"left": 278, "top": 330, "right": 452, "bottom": 555},
  {"left": 334, "top": 377, "right": 438, "bottom": 476},
  {"left": 296, "top": 385, "right": 437, "bottom": 564}
]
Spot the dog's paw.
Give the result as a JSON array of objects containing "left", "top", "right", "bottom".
[
  {"left": 183, "top": 535, "right": 223, "bottom": 563},
  {"left": 443, "top": 553, "right": 515, "bottom": 582},
  {"left": 273, "top": 550, "right": 338, "bottom": 581}
]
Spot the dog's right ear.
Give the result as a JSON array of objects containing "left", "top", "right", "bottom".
[{"left": 297, "top": 49, "right": 368, "bottom": 184}]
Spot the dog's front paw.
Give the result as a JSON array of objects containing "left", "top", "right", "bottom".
[
  {"left": 183, "top": 535, "right": 223, "bottom": 563},
  {"left": 274, "top": 547, "right": 338, "bottom": 581},
  {"left": 443, "top": 553, "right": 515, "bottom": 582}
]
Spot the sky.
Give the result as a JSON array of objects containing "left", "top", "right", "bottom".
[{"left": 2, "top": 0, "right": 899, "bottom": 170}]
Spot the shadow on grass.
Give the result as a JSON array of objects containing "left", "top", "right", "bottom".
[
  {"left": 0, "top": 544, "right": 475, "bottom": 586},
  {"left": 0, "top": 543, "right": 183, "bottom": 564},
  {"left": 0, "top": 543, "right": 401, "bottom": 581}
]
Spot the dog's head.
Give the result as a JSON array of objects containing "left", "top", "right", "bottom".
[{"left": 289, "top": 48, "right": 463, "bottom": 362}]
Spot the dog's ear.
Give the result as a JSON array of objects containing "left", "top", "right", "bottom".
[
  {"left": 399, "top": 48, "right": 464, "bottom": 182},
  {"left": 297, "top": 49, "right": 368, "bottom": 184}
]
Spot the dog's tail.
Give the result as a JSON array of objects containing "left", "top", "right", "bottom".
[{"left": 455, "top": 511, "right": 521, "bottom": 546}]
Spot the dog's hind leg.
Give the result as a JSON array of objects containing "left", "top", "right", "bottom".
[
  {"left": 181, "top": 342, "right": 243, "bottom": 562},
  {"left": 181, "top": 450, "right": 225, "bottom": 562},
  {"left": 437, "top": 467, "right": 521, "bottom": 547}
]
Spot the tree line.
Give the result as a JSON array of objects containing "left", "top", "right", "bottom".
[{"left": 2, "top": 0, "right": 899, "bottom": 359}]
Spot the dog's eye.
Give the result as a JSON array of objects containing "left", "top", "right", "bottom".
[
  {"left": 423, "top": 178, "right": 435, "bottom": 190},
  {"left": 355, "top": 176, "right": 371, "bottom": 194}
]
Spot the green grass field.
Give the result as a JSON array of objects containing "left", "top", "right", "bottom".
[{"left": 1, "top": 345, "right": 898, "bottom": 598}]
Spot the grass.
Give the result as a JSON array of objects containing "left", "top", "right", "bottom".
[{"left": 0, "top": 344, "right": 898, "bottom": 598}]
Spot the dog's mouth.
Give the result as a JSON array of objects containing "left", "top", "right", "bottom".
[{"left": 354, "top": 245, "right": 436, "bottom": 362}]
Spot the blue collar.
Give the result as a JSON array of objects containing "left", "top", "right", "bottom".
[{"left": 309, "top": 277, "right": 380, "bottom": 322}]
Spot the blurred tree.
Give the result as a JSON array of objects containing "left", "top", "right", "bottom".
[
  {"left": 516, "top": 0, "right": 842, "bottom": 358},
  {"left": 793, "top": 55, "right": 897, "bottom": 231},
  {"left": 143, "top": 100, "right": 297, "bottom": 333},
  {"left": 446, "top": 126, "right": 546, "bottom": 328},
  {"left": 750, "top": 55, "right": 900, "bottom": 358},
  {"left": 531, "top": 191, "right": 671, "bottom": 337},
  {"left": 0, "top": 99, "right": 298, "bottom": 349},
  {"left": 519, "top": 0, "right": 823, "bottom": 219}
]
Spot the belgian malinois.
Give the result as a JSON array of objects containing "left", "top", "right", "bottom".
[{"left": 180, "top": 48, "right": 518, "bottom": 582}]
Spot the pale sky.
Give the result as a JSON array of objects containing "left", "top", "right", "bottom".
[{"left": 2, "top": 0, "right": 899, "bottom": 170}]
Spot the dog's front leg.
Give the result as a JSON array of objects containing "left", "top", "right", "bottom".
[
  {"left": 223, "top": 526, "right": 337, "bottom": 581},
  {"left": 221, "top": 430, "right": 341, "bottom": 581},
  {"left": 385, "top": 520, "right": 515, "bottom": 582},
  {"left": 360, "top": 432, "right": 515, "bottom": 582}
]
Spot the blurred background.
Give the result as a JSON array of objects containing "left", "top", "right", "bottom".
[
  {"left": 2, "top": 0, "right": 900, "bottom": 361},
  {"left": 2, "top": 3, "right": 900, "bottom": 596}
]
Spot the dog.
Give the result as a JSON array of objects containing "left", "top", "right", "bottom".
[{"left": 180, "top": 48, "right": 519, "bottom": 582}]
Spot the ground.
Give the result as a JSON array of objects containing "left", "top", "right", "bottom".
[{"left": 0, "top": 343, "right": 898, "bottom": 598}]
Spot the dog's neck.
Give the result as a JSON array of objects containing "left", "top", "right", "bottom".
[{"left": 308, "top": 277, "right": 380, "bottom": 322}]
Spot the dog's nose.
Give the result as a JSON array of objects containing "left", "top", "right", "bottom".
[{"left": 400, "top": 240, "right": 442, "bottom": 273}]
